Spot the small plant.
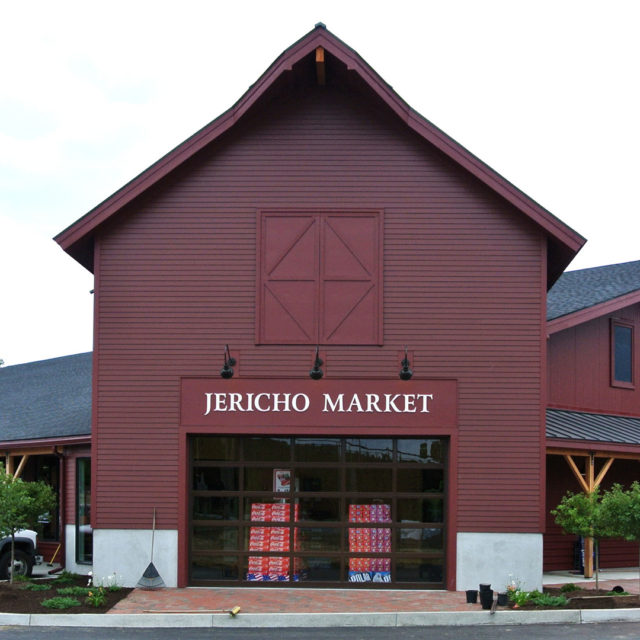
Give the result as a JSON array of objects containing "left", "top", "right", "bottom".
[
  {"left": 85, "top": 586, "right": 107, "bottom": 608},
  {"left": 529, "top": 592, "right": 568, "bottom": 607},
  {"left": 12, "top": 574, "right": 31, "bottom": 583},
  {"left": 560, "top": 583, "right": 579, "bottom": 593},
  {"left": 41, "top": 596, "right": 82, "bottom": 609},
  {"left": 510, "top": 590, "right": 531, "bottom": 607},
  {"left": 607, "top": 590, "right": 630, "bottom": 596},
  {"left": 57, "top": 586, "right": 92, "bottom": 596},
  {"left": 52, "top": 570, "right": 79, "bottom": 585},
  {"left": 21, "top": 582, "right": 52, "bottom": 591}
]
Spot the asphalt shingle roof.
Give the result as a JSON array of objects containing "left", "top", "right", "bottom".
[
  {"left": 0, "top": 352, "right": 92, "bottom": 443},
  {"left": 547, "top": 259, "right": 640, "bottom": 321},
  {"left": 547, "top": 408, "right": 640, "bottom": 446}
]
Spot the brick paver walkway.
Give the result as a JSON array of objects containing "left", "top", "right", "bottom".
[
  {"left": 110, "top": 587, "right": 476, "bottom": 614},
  {"left": 110, "top": 577, "right": 640, "bottom": 615}
]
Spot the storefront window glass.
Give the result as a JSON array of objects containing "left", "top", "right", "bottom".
[
  {"left": 397, "top": 439, "right": 445, "bottom": 464},
  {"left": 294, "top": 438, "right": 341, "bottom": 462},
  {"left": 345, "top": 438, "right": 392, "bottom": 462},
  {"left": 397, "top": 527, "right": 443, "bottom": 552},
  {"left": 346, "top": 468, "right": 392, "bottom": 492},
  {"left": 189, "top": 436, "right": 447, "bottom": 587},
  {"left": 397, "top": 468, "right": 444, "bottom": 493},
  {"left": 244, "top": 437, "right": 291, "bottom": 461},
  {"left": 193, "top": 437, "right": 237, "bottom": 461}
]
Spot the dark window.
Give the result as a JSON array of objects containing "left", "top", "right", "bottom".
[
  {"left": 76, "top": 458, "right": 92, "bottom": 564},
  {"left": 612, "top": 321, "right": 634, "bottom": 388},
  {"left": 257, "top": 212, "right": 382, "bottom": 345}
]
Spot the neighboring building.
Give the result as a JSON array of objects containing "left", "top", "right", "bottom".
[
  {"left": 0, "top": 352, "right": 93, "bottom": 574},
  {"left": 545, "top": 260, "right": 640, "bottom": 572}
]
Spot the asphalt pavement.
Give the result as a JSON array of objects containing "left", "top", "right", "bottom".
[{"left": 3, "top": 623, "right": 640, "bottom": 640}]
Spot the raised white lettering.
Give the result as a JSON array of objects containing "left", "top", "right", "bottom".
[
  {"left": 272, "top": 393, "right": 291, "bottom": 412},
  {"left": 215, "top": 393, "right": 227, "bottom": 412},
  {"left": 403, "top": 394, "right": 416, "bottom": 413},
  {"left": 254, "top": 393, "right": 270, "bottom": 412},
  {"left": 365, "top": 394, "right": 381, "bottom": 412},
  {"left": 384, "top": 394, "right": 401, "bottom": 412},
  {"left": 417, "top": 394, "right": 433, "bottom": 413},
  {"left": 204, "top": 393, "right": 213, "bottom": 415},
  {"left": 323, "top": 394, "right": 344, "bottom": 412},
  {"left": 228, "top": 393, "right": 244, "bottom": 412},
  {"left": 346, "top": 394, "right": 363, "bottom": 412},
  {"left": 291, "top": 393, "right": 310, "bottom": 412}
]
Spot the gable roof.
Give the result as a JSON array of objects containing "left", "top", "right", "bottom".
[
  {"left": 547, "top": 259, "right": 640, "bottom": 333},
  {"left": 55, "top": 24, "right": 585, "bottom": 283},
  {"left": 0, "top": 352, "right": 92, "bottom": 444}
]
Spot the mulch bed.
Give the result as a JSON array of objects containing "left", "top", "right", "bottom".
[
  {"left": 515, "top": 587, "right": 640, "bottom": 610},
  {"left": 0, "top": 575, "right": 132, "bottom": 614}
]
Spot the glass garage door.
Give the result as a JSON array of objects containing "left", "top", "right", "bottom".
[{"left": 189, "top": 436, "right": 446, "bottom": 587}]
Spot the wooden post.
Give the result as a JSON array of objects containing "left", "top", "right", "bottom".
[{"left": 583, "top": 454, "right": 595, "bottom": 578}]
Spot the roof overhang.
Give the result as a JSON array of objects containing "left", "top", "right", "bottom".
[
  {"left": 548, "top": 288, "right": 640, "bottom": 334},
  {"left": 55, "top": 25, "right": 585, "bottom": 282},
  {"left": 0, "top": 435, "right": 91, "bottom": 452}
]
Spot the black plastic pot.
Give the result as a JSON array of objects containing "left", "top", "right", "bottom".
[
  {"left": 465, "top": 589, "right": 478, "bottom": 603},
  {"left": 479, "top": 583, "right": 491, "bottom": 592},
  {"left": 479, "top": 588, "right": 494, "bottom": 610},
  {"left": 497, "top": 592, "right": 508, "bottom": 606}
]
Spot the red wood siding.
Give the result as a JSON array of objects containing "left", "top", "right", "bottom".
[
  {"left": 93, "top": 83, "right": 546, "bottom": 533},
  {"left": 548, "top": 304, "right": 640, "bottom": 414},
  {"left": 545, "top": 455, "right": 639, "bottom": 570}
]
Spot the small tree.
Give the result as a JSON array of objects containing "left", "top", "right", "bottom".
[
  {"left": 551, "top": 488, "right": 608, "bottom": 590},
  {"left": 600, "top": 482, "right": 640, "bottom": 593},
  {"left": 0, "top": 464, "right": 57, "bottom": 583}
]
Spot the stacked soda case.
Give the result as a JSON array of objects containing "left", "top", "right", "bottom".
[
  {"left": 246, "top": 503, "right": 302, "bottom": 581},
  {"left": 348, "top": 504, "right": 392, "bottom": 583}
]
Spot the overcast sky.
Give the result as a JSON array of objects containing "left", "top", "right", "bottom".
[{"left": 1, "top": 0, "right": 639, "bottom": 366}]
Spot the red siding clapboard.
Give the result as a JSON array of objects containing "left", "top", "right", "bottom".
[
  {"left": 548, "top": 304, "right": 640, "bottom": 415},
  {"left": 94, "top": 83, "right": 545, "bottom": 532}
]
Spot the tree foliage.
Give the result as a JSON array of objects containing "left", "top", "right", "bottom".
[{"left": 0, "top": 463, "right": 57, "bottom": 583}]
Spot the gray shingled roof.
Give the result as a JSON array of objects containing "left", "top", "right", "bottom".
[
  {"left": 0, "top": 353, "right": 92, "bottom": 443},
  {"left": 547, "top": 408, "right": 640, "bottom": 446},
  {"left": 547, "top": 259, "right": 640, "bottom": 321}
]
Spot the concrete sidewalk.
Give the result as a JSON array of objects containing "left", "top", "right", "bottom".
[{"left": 3, "top": 568, "right": 640, "bottom": 628}]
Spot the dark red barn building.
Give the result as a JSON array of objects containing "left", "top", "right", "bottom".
[{"left": 12, "top": 25, "right": 640, "bottom": 591}]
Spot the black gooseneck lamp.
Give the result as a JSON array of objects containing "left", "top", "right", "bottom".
[
  {"left": 309, "top": 346, "right": 324, "bottom": 380},
  {"left": 220, "top": 344, "right": 237, "bottom": 379},
  {"left": 399, "top": 346, "right": 413, "bottom": 380}
]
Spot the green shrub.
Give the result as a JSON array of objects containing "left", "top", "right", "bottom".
[
  {"left": 21, "top": 583, "right": 51, "bottom": 591},
  {"left": 57, "top": 586, "right": 91, "bottom": 596},
  {"left": 530, "top": 592, "right": 568, "bottom": 607},
  {"left": 607, "top": 590, "right": 630, "bottom": 596},
  {"left": 41, "top": 596, "right": 82, "bottom": 609},
  {"left": 12, "top": 574, "right": 31, "bottom": 583},
  {"left": 52, "top": 571, "right": 79, "bottom": 585},
  {"left": 560, "top": 583, "right": 579, "bottom": 593}
]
